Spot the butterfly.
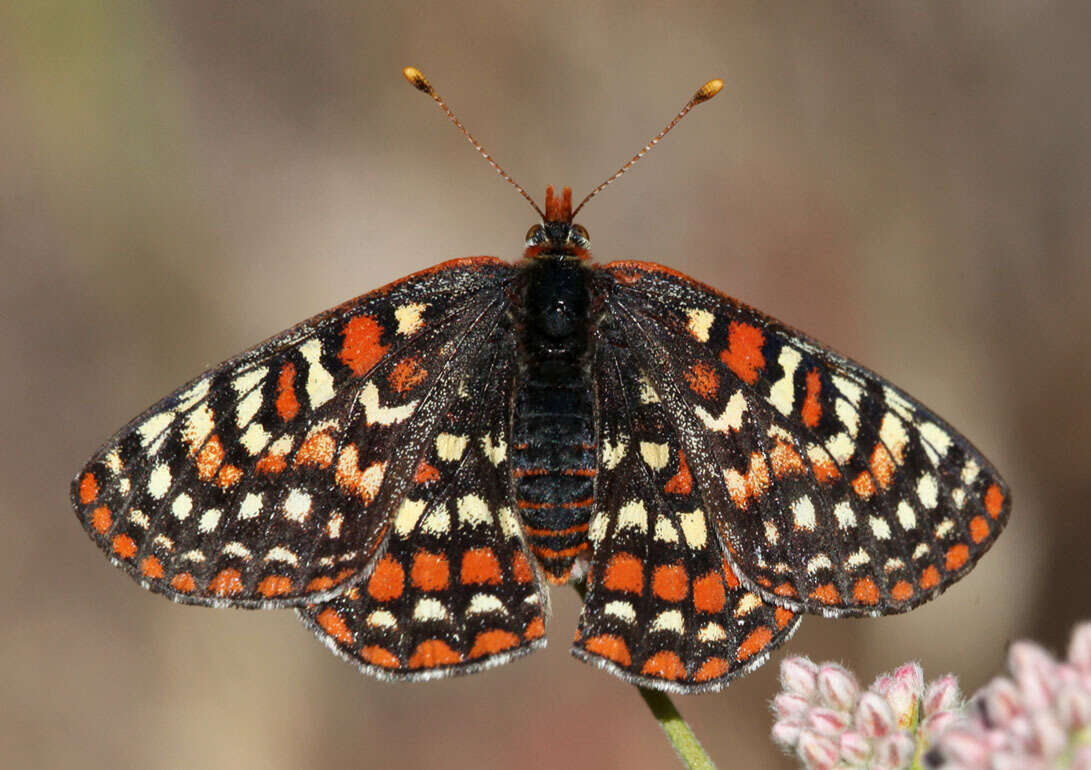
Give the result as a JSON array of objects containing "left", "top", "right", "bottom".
[{"left": 71, "top": 67, "right": 1010, "bottom": 693}]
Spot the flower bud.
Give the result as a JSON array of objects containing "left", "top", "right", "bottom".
[
  {"left": 773, "top": 692, "right": 811, "bottom": 720},
  {"left": 935, "top": 727, "right": 990, "bottom": 766},
  {"left": 771, "top": 718, "right": 804, "bottom": 747},
  {"left": 981, "top": 678, "right": 1023, "bottom": 726},
  {"left": 808, "top": 707, "right": 852, "bottom": 735},
  {"left": 874, "top": 732, "right": 915, "bottom": 768},
  {"left": 782, "top": 656, "right": 820, "bottom": 699},
  {"left": 796, "top": 729, "right": 839, "bottom": 770},
  {"left": 838, "top": 730, "right": 871, "bottom": 764},
  {"left": 1008, "top": 642, "right": 1059, "bottom": 710},
  {"left": 1069, "top": 622, "right": 1091, "bottom": 674},
  {"left": 1056, "top": 684, "right": 1091, "bottom": 729},
  {"left": 921, "top": 709, "right": 961, "bottom": 740},
  {"left": 885, "top": 679, "right": 919, "bottom": 729},
  {"left": 924, "top": 675, "right": 962, "bottom": 716},
  {"left": 817, "top": 664, "right": 859, "bottom": 711},
  {"left": 856, "top": 692, "right": 896, "bottom": 738}
]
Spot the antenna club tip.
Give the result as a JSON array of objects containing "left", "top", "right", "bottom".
[
  {"left": 694, "top": 78, "right": 725, "bottom": 104},
  {"left": 402, "top": 66, "right": 433, "bottom": 94}
]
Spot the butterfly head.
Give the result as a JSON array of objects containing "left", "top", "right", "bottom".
[{"left": 524, "top": 185, "right": 591, "bottom": 259}]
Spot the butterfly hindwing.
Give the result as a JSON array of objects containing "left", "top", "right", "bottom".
[
  {"left": 572, "top": 321, "right": 800, "bottom": 693},
  {"left": 596, "top": 261, "right": 1010, "bottom": 618},
  {"left": 72, "top": 258, "right": 517, "bottom": 608},
  {"left": 299, "top": 330, "right": 550, "bottom": 679}
]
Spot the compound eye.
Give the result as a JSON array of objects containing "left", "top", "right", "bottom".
[
  {"left": 525, "top": 224, "right": 543, "bottom": 244},
  {"left": 571, "top": 224, "right": 590, "bottom": 242}
]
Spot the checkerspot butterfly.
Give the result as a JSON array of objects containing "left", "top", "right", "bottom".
[{"left": 71, "top": 68, "right": 1010, "bottom": 693}]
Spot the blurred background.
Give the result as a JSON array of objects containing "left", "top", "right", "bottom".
[{"left": 2, "top": 2, "right": 1088, "bottom": 768}]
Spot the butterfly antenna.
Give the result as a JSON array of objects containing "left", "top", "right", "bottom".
[
  {"left": 403, "top": 66, "right": 545, "bottom": 220},
  {"left": 572, "top": 78, "right": 724, "bottom": 217}
]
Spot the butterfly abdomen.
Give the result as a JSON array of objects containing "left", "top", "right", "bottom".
[{"left": 512, "top": 257, "right": 596, "bottom": 582}]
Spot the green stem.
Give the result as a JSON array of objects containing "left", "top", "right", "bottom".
[
  {"left": 637, "top": 685, "right": 719, "bottom": 770},
  {"left": 574, "top": 581, "right": 718, "bottom": 769}
]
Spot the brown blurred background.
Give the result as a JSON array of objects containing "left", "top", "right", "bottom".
[{"left": 2, "top": 2, "right": 1088, "bottom": 768}]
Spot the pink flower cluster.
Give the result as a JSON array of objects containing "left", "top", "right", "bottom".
[
  {"left": 771, "top": 656, "right": 962, "bottom": 770},
  {"left": 927, "top": 622, "right": 1091, "bottom": 770}
]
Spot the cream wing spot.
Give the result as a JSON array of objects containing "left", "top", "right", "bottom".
[
  {"left": 654, "top": 515, "right": 679, "bottom": 543},
  {"left": 467, "top": 594, "right": 507, "bottom": 616},
  {"left": 171, "top": 494, "right": 192, "bottom": 521},
  {"left": 283, "top": 489, "right": 312, "bottom": 522},
  {"left": 299, "top": 339, "right": 335, "bottom": 408},
  {"left": 869, "top": 516, "right": 892, "bottom": 540},
  {"left": 678, "top": 510, "right": 707, "bottom": 549},
  {"left": 695, "top": 391, "right": 747, "bottom": 433},
  {"left": 394, "top": 302, "right": 428, "bottom": 335},
  {"left": 768, "top": 347, "right": 802, "bottom": 416},
  {"left": 147, "top": 463, "right": 171, "bottom": 499},
  {"left": 650, "top": 610, "right": 684, "bottom": 634},
  {"left": 367, "top": 610, "right": 397, "bottom": 629},
  {"left": 137, "top": 412, "right": 174, "bottom": 450},
  {"left": 698, "top": 623, "right": 727, "bottom": 643},
  {"left": 239, "top": 423, "right": 271, "bottom": 455},
  {"left": 420, "top": 505, "right": 451, "bottom": 536},
  {"left": 602, "top": 437, "right": 628, "bottom": 470},
  {"left": 239, "top": 492, "right": 262, "bottom": 520},
  {"left": 604, "top": 601, "right": 637, "bottom": 623},
  {"left": 684, "top": 308, "right": 714, "bottom": 342},
  {"left": 393, "top": 499, "right": 426, "bottom": 536},
  {"left": 616, "top": 500, "right": 648, "bottom": 534},
  {"left": 639, "top": 441, "right": 671, "bottom": 470},
  {"left": 264, "top": 546, "right": 299, "bottom": 565},
  {"left": 457, "top": 494, "right": 492, "bottom": 528},
  {"left": 435, "top": 433, "right": 468, "bottom": 462},
  {"left": 413, "top": 598, "right": 449, "bottom": 622},
  {"left": 792, "top": 496, "right": 816, "bottom": 530},
  {"left": 834, "top": 501, "right": 856, "bottom": 528}
]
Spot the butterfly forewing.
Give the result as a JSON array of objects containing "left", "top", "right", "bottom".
[
  {"left": 572, "top": 319, "right": 800, "bottom": 692},
  {"left": 597, "top": 261, "right": 1010, "bottom": 618},
  {"left": 299, "top": 331, "right": 550, "bottom": 679},
  {"left": 72, "top": 258, "right": 517, "bottom": 607}
]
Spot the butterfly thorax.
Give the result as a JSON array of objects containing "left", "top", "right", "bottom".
[{"left": 512, "top": 249, "right": 596, "bottom": 583}]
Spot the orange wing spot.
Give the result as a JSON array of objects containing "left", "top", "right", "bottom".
[
  {"left": 306, "top": 576, "right": 335, "bottom": 591},
  {"left": 969, "top": 515, "right": 990, "bottom": 544},
  {"left": 693, "top": 571, "right": 727, "bottom": 613},
  {"left": 78, "top": 472, "right": 99, "bottom": 504},
  {"left": 295, "top": 431, "right": 336, "bottom": 468},
  {"left": 891, "top": 580, "right": 914, "bottom": 601},
  {"left": 360, "top": 645, "right": 400, "bottom": 669},
  {"left": 112, "top": 534, "right": 136, "bottom": 559},
  {"left": 316, "top": 608, "right": 354, "bottom": 645},
  {"left": 652, "top": 564, "right": 689, "bottom": 602},
  {"left": 664, "top": 450, "right": 693, "bottom": 495},
  {"left": 869, "top": 444, "right": 896, "bottom": 490},
  {"left": 920, "top": 565, "right": 941, "bottom": 590},
  {"left": 852, "top": 577, "right": 880, "bottom": 605},
  {"left": 209, "top": 568, "right": 243, "bottom": 596},
  {"left": 737, "top": 626, "right": 773, "bottom": 662},
  {"left": 139, "top": 555, "right": 164, "bottom": 579},
  {"left": 774, "top": 581, "right": 797, "bottom": 598},
  {"left": 216, "top": 464, "right": 242, "bottom": 488},
  {"left": 770, "top": 440, "right": 806, "bottom": 479},
  {"left": 368, "top": 556, "right": 405, "bottom": 601},
  {"left": 408, "top": 639, "right": 462, "bottom": 669},
  {"left": 512, "top": 552, "right": 533, "bottom": 584},
  {"left": 695, "top": 658, "right": 731, "bottom": 682},
  {"left": 722, "top": 560, "right": 741, "bottom": 589},
  {"left": 985, "top": 484, "right": 1004, "bottom": 518},
  {"left": 641, "top": 651, "right": 685, "bottom": 681},
  {"left": 195, "top": 435, "right": 225, "bottom": 481},
  {"left": 340, "top": 315, "right": 388, "bottom": 375},
  {"left": 388, "top": 356, "right": 427, "bottom": 394},
  {"left": 334, "top": 445, "right": 383, "bottom": 504},
  {"left": 724, "top": 452, "right": 771, "bottom": 510},
  {"left": 524, "top": 616, "right": 545, "bottom": 641},
  {"left": 275, "top": 362, "right": 300, "bottom": 421},
  {"left": 256, "top": 452, "right": 287, "bottom": 475},
  {"left": 851, "top": 470, "right": 877, "bottom": 499},
  {"left": 684, "top": 362, "right": 720, "bottom": 399},
  {"left": 603, "top": 553, "right": 645, "bottom": 594},
  {"left": 801, "top": 368, "right": 823, "bottom": 427},
  {"left": 755, "top": 576, "right": 772, "bottom": 588},
  {"left": 408, "top": 549, "right": 448, "bottom": 591},
  {"left": 583, "top": 634, "right": 632, "bottom": 667},
  {"left": 170, "top": 572, "right": 196, "bottom": 593},
  {"left": 334, "top": 568, "right": 355, "bottom": 584},
  {"left": 945, "top": 544, "right": 970, "bottom": 572},
  {"left": 414, "top": 461, "right": 440, "bottom": 484},
  {"left": 90, "top": 506, "right": 113, "bottom": 534},
  {"left": 774, "top": 606, "right": 795, "bottom": 629},
  {"left": 813, "top": 458, "right": 841, "bottom": 483},
  {"left": 721, "top": 321, "right": 766, "bottom": 385},
  {"left": 460, "top": 548, "right": 502, "bottom": 585},
  {"left": 258, "top": 575, "right": 292, "bottom": 597},
  {"left": 810, "top": 583, "right": 841, "bottom": 605},
  {"left": 469, "top": 629, "right": 520, "bottom": 659}
]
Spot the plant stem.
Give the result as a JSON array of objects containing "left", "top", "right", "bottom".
[
  {"left": 637, "top": 685, "right": 719, "bottom": 770},
  {"left": 574, "top": 580, "right": 718, "bottom": 769}
]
